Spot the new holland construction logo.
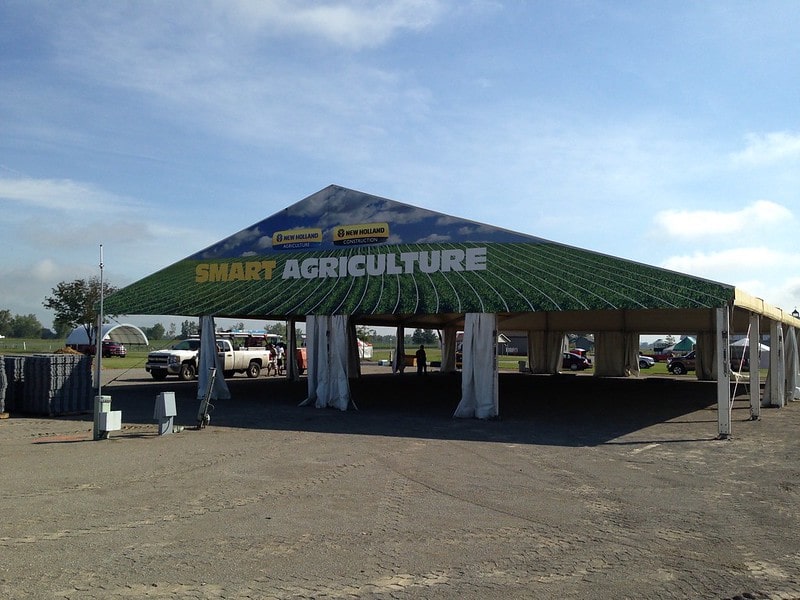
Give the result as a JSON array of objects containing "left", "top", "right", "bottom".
[{"left": 333, "top": 222, "right": 390, "bottom": 246}]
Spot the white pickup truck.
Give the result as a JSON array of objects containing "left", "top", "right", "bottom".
[{"left": 145, "top": 338, "right": 273, "bottom": 381}]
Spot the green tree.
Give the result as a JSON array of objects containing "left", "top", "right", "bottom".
[
  {"left": 143, "top": 322, "right": 166, "bottom": 341},
  {"left": 43, "top": 277, "right": 118, "bottom": 345},
  {"left": 411, "top": 328, "right": 437, "bottom": 345},
  {"left": 0, "top": 309, "right": 12, "bottom": 337},
  {"left": 53, "top": 320, "right": 72, "bottom": 339},
  {"left": 179, "top": 319, "right": 199, "bottom": 339},
  {"left": 264, "top": 322, "right": 287, "bottom": 338},
  {"left": 10, "top": 313, "right": 43, "bottom": 338}
]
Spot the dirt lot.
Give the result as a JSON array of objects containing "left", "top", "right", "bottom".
[{"left": 2, "top": 367, "right": 800, "bottom": 599}]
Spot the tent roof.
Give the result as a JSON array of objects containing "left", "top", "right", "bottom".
[
  {"left": 104, "top": 185, "right": 800, "bottom": 334},
  {"left": 731, "top": 338, "right": 770, "bottom": 350},
  {"left": 66, "top": 323, "right": 149, "bottom": 346}
]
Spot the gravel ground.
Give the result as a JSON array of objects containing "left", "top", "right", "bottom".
[{"left": 1, "top": 367, "right": 799, "bottom": 599}]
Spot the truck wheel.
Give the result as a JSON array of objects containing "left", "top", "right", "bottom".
[
  {"left": 246, "top": 361, "right": 261, "bottom": 378},
  {"left": 151, "top": 370, "right": 168, "bottom": 381},
  {"left": 179, "top": 362, "right": 197, "bottom": 381},
  {"left": 672, "top": 364, "right": 686, "bottom": 375}
]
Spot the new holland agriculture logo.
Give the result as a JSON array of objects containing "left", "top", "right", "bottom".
[
  {"left": 271, "top": 227, "right": 323, "bottom": 249},
  {"left": 333, "top": 222, "right": 389, "bottom": 246}
]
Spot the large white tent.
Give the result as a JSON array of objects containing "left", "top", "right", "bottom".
[{"left": 104, "top": 185, "right": 800, "bottom": 435}]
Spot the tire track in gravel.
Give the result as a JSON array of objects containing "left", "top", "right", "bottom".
[{"left": 0, "top": 458, "right": 371, "bottom": 547}]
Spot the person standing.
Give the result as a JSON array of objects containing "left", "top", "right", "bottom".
[{"left": 415, "top": 344, "right": 427, "bottom": 375}]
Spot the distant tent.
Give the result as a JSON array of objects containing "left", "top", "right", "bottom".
[
  {"left": 666, "top": 336, "right": 696, "bottom": 354},
  {"left": 730, "top": 336, "right": 770, "bottom": 369},
  {"left": 66, "top": 324, "right": 149, "bottom": 347}
]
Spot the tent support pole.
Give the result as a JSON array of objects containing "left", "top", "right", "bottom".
[
  {"left": 716, "top": 307, "right": 732, "bottom": 439},
  {"left": 748, "top": 313, "right": 761, "bottom": 419}
]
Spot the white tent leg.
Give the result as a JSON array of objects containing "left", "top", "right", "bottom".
[
  {"left": 716, "top": 307, "right": 732, "bottom": 439},
  {"left": 767, "top": 320, "right": 784, "bottom": 407},
  {"left": 454, "top": 313, "right": 499, "bottom": 419},
  {"left": 748, "top": 313, "right": 761, "bottom": 419}
]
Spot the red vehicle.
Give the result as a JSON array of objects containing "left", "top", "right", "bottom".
[
  {"left": 102, "top": 340, "right": 127, "bottom": 358},
  {"left": 667, "top": 352, "right": 695, "bottom": 375},
  {"left": 295, "top": 347, "right": 307, "bottom": 375},
  {"left": 68, "top": 339, "right": 127, "bottom": 357},
  {"left": 562, "top": 352, "right": 592, "bottom": 371}
]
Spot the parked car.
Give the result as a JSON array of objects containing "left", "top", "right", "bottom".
[
  {"left": 638, "top": 355, "right": 655, "bottom": 369},
  {"left": 562, "top": 352, "right": 592, "bottom": 371},
  {"left": 102, "top": 340, "right": 127, "bottom": 358},
  {"left": 667, "top": 351, "right": 695, "bottom": 375}
]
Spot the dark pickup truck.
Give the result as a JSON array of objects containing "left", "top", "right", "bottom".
[{"left": 667, "top": 352, "right": 695, "bottom": 375}]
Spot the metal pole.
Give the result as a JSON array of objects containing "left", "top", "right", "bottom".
[{"left": 93, "top": 244, "right": 105, "bottom": 440}]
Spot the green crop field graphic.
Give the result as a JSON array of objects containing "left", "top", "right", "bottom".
[{"left": 105, "top": 242, "right": 732, "bottom": 318}]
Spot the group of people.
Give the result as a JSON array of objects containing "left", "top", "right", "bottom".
[
  {"left": 240, "top": 336, "right": 286, "bottom": 375},
  {"left": 267, "top": 342, "right": 286, "bottom": 375}
]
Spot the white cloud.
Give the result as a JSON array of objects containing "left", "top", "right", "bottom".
[
  {"left": 227, "top": 0, "right": 448, "bottom": 49},
  {"left": 654, "top": 200, "right": 792, "bottom": 238},
  {"left": 731, "top": 131, "right": 800, "bottom": 166},
  {"left": 660, "top": 247, "right": 800, "bottom": 297},
  {"left": 661, "top": 246, "right": 789, "bottom": 274},
  {"left": 0, "top": 176, "right": 142, "bottom": 215}
]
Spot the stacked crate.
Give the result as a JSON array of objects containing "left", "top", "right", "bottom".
[
  {"left": 3, "top": 355, "right": 26, "bottom": 413},
  {"left": 1, "top": 354, "right": 93, "bottom": 416},
  {"left": 0, "top": 355, "right": 7, "bottom": 413}
]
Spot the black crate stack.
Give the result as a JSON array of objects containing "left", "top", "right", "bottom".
[
  {"left": 3, "top": 355, "right": 26, "bottom": 413},
  {"left": 0, "top": 355, "right": 7, "bottom": 413},
  {"left": 1, "top": 354, "right": 93, "bottom": 416}
]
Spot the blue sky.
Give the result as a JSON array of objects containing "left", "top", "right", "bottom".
[{"left": 2, "top": 0, "right": 799, "bottom": 334}]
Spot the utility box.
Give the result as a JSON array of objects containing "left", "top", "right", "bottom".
[
  {"left": 154, "top": 392, "right": 177, "bottom": 435},
  {"left": 97, "top": 395, "right": 112, "bottom": 412},
  {"left": 154, "top": 392, "right": 177, "bottom": 419},
  {"left": 94, "top": 395, "right": 121, "bottom": 440},
  {"left": 98, "top": 410, "right": 122, "bottom": 432}
]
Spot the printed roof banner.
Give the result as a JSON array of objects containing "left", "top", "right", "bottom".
[{"left": 104, "top": 185, "right": 734, "bottom": 319}]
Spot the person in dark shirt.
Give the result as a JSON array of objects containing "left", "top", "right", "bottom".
[{"left": 415, "top": 344, "right": 427, "bottom": 375}]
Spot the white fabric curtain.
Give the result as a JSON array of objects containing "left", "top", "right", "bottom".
[
  {"left": 593, "top": 332, "right": 627, "bottom": 377},
  {"left": 527, "top": 331, "right": 564, "bottom": 374},
  {"left": 454, "top": 313, "right": 498, "bottom": 419},
  {"left": 695, "top": 332, "right": 715, "bottom": 381},
  {"left": 786, "top": 327, "right": 800, "bottom": 402},
  {"left": 440, "top": 325, "right": 457, "bottom": 373},
  {"left": 547, "top": 331, "right": 566, "bottom": 373},
  {"left": 763, "top": 323, "right": 786, "bottom": 407},
  {"left": 623, "top": 332, "right": 640, "bottom": 377},
  {"left": 527, "top": 331, "right": 546, "bottom": 374},
  {"left": 392, "top": 325, "right": 406, "bottom": 374},
  {"left": 300, "top": 315, "right": 352, "bottom": 410},
  {"left": 197, "top": 316, "right": 230, "bottom": 400},
  {"left": 328, "top": 315, "right": 352, "bottom": 410},
  {"left": 300, "top": 315, "right": 329, "bottom": 407}
]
